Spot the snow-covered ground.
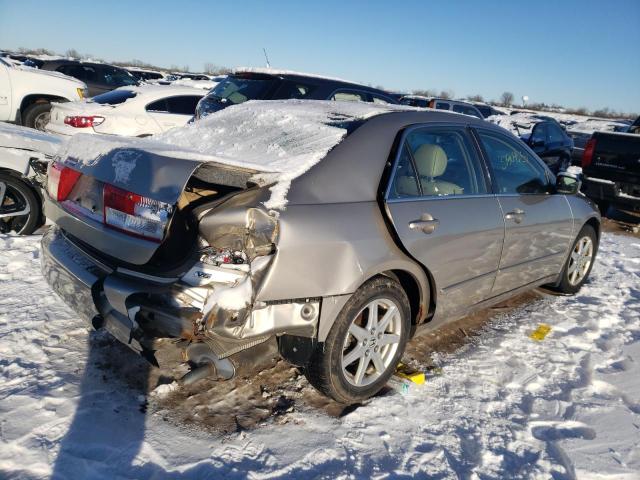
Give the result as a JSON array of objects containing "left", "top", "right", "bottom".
[{"left": 1, "top": 230, "right": 638, "bottom": 479}]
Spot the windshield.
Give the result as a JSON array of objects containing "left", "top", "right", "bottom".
[
  {"left": 208, "top": 75, "right": 274, "bottom": 105},
  {"left": 102, "top": 66, "right": 138, "bottom": 87},
  {"left": 91, "top": 89, "right": 137, "bottom": 105}
]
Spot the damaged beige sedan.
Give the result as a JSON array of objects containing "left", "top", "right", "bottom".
[{"left": 41, "top": 100, "right": 600, "bottom": 403}]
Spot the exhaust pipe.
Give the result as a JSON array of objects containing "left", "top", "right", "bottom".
[
  {"left": 178, "top": 342, "right": 236, "bottom": 386},
  {"left": 179, "top": 362, "right": 218, "bottom": 386}
]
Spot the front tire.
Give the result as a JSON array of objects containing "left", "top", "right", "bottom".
[
  {"left": 554, "top": 224, "right": 598, "bottom": 294},
  {"left": 305, "top": 276, "right": 410, "bottom": 404},
  {"left": 22, "top": 102, "right": 52, "bottom": 131},
  {"left": 0, "top": 173, "right": 43, "bottom": 235}
]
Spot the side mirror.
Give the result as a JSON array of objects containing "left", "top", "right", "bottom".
[
  {"left": 530, "top": 138, "right": 546, "bottom": 148},
  {"left": 556, "top": 171, "right": 581, "bottom": 195}
]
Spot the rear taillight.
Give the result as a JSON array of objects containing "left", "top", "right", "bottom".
[
  {"left": 64, "top": 115, "right": 105, "bottom": 128},
  {"left": 103, "top": 184, "right": 172, "bottom": 243},
  {"left": 47, "top": 162, "right": 81, "bottom": 201},
  {"left": 582, "top": 138, "right": 596, "bottom": 168}
]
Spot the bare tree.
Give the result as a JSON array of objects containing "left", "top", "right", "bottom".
[
  {"left": 65, "top": 48, "right": 81, "bottom": 59},
  {"left": 500, "top": 91, "right": 514, "bottom": 107},
  {"left": 468, "top": 94, "right": 484, "bottom": 102},
  {"left": 412, "top": 89, "right": 436, "bottom": 97},
  {"left": 438, "top": 90, "right": 454, "bottom": 99}
]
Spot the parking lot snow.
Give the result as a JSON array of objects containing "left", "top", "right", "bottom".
[{"left": 1, "top": 231, "right": 639, "bottom": 479}]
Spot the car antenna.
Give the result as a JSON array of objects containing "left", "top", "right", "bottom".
[{"left": 263, "top": 48, "right": 271, "bottom": 68}]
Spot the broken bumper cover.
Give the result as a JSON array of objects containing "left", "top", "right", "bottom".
[
  {"left": 41, "top": 227, "right": 321, "bottom": 362},
  {"left": 41, "top": 227, "right": 151, "bottom": 357}
]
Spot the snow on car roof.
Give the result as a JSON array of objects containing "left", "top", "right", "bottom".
[
  {"left": 0, "top": 122, "right": 62, "bottom": 155},
  {"left": 63, "top": 100, "right": 412, "bottom": 209}
]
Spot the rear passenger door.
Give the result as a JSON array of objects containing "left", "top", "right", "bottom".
[
  {"left": 474, "top": 128, "right": 574, "bottom": 294},
  {"left": 385, "top": 126, "right": 504, "bottom": 319}
]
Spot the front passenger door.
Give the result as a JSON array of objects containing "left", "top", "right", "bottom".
[
  {"left": 385, "top": 126, "right": 504, "bottom": 320},
  {"left": 475, "top": 129, "right": 574, "bottom": 295}
]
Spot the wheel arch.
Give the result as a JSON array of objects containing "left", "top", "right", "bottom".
[{"left": 19, "top": 94, "right": 68, "bottom": 114}]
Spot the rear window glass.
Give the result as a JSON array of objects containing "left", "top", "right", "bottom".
[
  {"left": 91, "top": 89, "right": 137, "bottom": 105},
  {"left": 207, "top": 75, "right": 274, "bottom": 105}
]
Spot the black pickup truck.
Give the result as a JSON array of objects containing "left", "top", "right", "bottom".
[{"left": 581, "top": 123, "right": 640, "bottom": 214}]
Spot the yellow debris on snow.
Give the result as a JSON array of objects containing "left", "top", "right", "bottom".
[
  {"left": 530, "top": 323, "right": 552, "bottom": 341},
  {"left": 395, "top": 363, "right": 425, "bottom": 385}
]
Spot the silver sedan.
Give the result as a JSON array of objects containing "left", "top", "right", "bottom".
[{"left": 41, "top": 102, "right": 600, "bottom": 403}]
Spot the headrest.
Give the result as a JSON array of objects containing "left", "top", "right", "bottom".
[{"left": 413, "top": 144, "right": 448, "bottom": 178}]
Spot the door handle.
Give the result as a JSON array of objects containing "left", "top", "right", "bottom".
[
  {"left": 409, "top": 213, "right": 439, "bottom": 234},
  {"left": 504, "top": 208, "right": 525, "bottom": 223}
]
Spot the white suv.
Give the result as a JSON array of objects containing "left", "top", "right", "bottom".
[{"left": 0, "top": 57, "right": 87, "bottom": 130}]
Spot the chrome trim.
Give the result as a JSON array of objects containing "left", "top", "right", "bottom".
[{"left": 116, "top": 267, "right": 179, "bottom": 284}]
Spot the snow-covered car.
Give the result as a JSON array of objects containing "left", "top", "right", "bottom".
[
  {"left": 45, "top": 85, "right": 206, "bottom": 138},
  {"left": 0, "top": 56, "right": 87, "bottom": 131},
  {"left": 41, "top": 101, "right": 600, "bottom": 404},
  {"left": 0, "top": 123, "right": 61, "bottom": 234}
]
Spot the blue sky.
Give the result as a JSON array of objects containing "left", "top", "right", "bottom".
[{"left": 1, "top": 0, "right": 638, "bottom": 112}]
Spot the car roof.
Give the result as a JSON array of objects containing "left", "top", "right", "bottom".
[
  {"left": 287, "top": 106, "right": 495, "bottom": 206},
  {"left": 41, "top": 59, "right": 126, "bottom": 69},
  {"left": 232, "top": 67, "right": 395, "bottom": 96}
]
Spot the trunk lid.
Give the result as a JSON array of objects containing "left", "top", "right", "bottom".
[
  {"left": 47, "top": 134, "right": 263, "bottom": 266},
  {"left": 584, "top": 131, "right": 640, "bottom": 184}
]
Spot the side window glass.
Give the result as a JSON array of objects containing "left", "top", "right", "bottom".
[
  {"left": 452, "top": 104, "right": 482, "bottom": 118},
  {"left": 530, "top": 123, "right": 548, "bottom": 144},
  {"left": 435, "top": 102, "right": 450, "bottom": 110},
  {"left": 371, "top": 94, "right": 391, "bottom": 104},
  {"left": 389, "top": 128, "right": 487, "bottom": 199},
  {"left": 146, "top": 99, "right": 168, "bottom": 112},
  {"left": 331, "top": 91, "right": 367, "bottom": 102},
  {"left": 273, "top": 81, "right": 314, "bottom": 99},
  {"left": 477, "top": 130, "right": 551, "bottom": 194},
  {"left": 82, "top": 66, "right": 97, "bottom": 82},
  {"left": 548, "top": 124, "right": 565, "bottom": 143},
  {"left": 166, "top": 96, "right": 201, "bottom": 114}
]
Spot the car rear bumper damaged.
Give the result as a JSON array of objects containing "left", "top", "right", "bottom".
[{"left": 41, "top": 227, "right": 320, "bottom": 369}]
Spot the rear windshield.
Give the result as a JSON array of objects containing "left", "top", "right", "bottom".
[
  {"left": 207, "top": 75, "right": 275, "bottom": 105},
  {"left": 91, "top": 89, "right": 137, "bottom": 105}
]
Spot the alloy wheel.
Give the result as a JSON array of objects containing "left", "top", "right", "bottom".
[
  {"left": 34, "top": 111, "right": 51, "bottom": 131},
  {"left": 568, "top": 236, "right": 593, "bottom": 286},
  {"left": 341, "top": 298, "right": 402, "bottom": 387},
  {"left": 0, "top": 181, "right": 31, "bottom": 234}
]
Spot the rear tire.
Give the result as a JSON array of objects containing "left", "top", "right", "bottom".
[
  {"left": 554, "top": 224, "right": 598, "bottom": 294},
  {"left": 0, "top": 173, "right": 42, "bottom": 235},
  {"left": 305, "top": 276, "right": 410, "bottom": 404},
  {"left": 22, "top": 102, "right": 52, "bottom": 131}
]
